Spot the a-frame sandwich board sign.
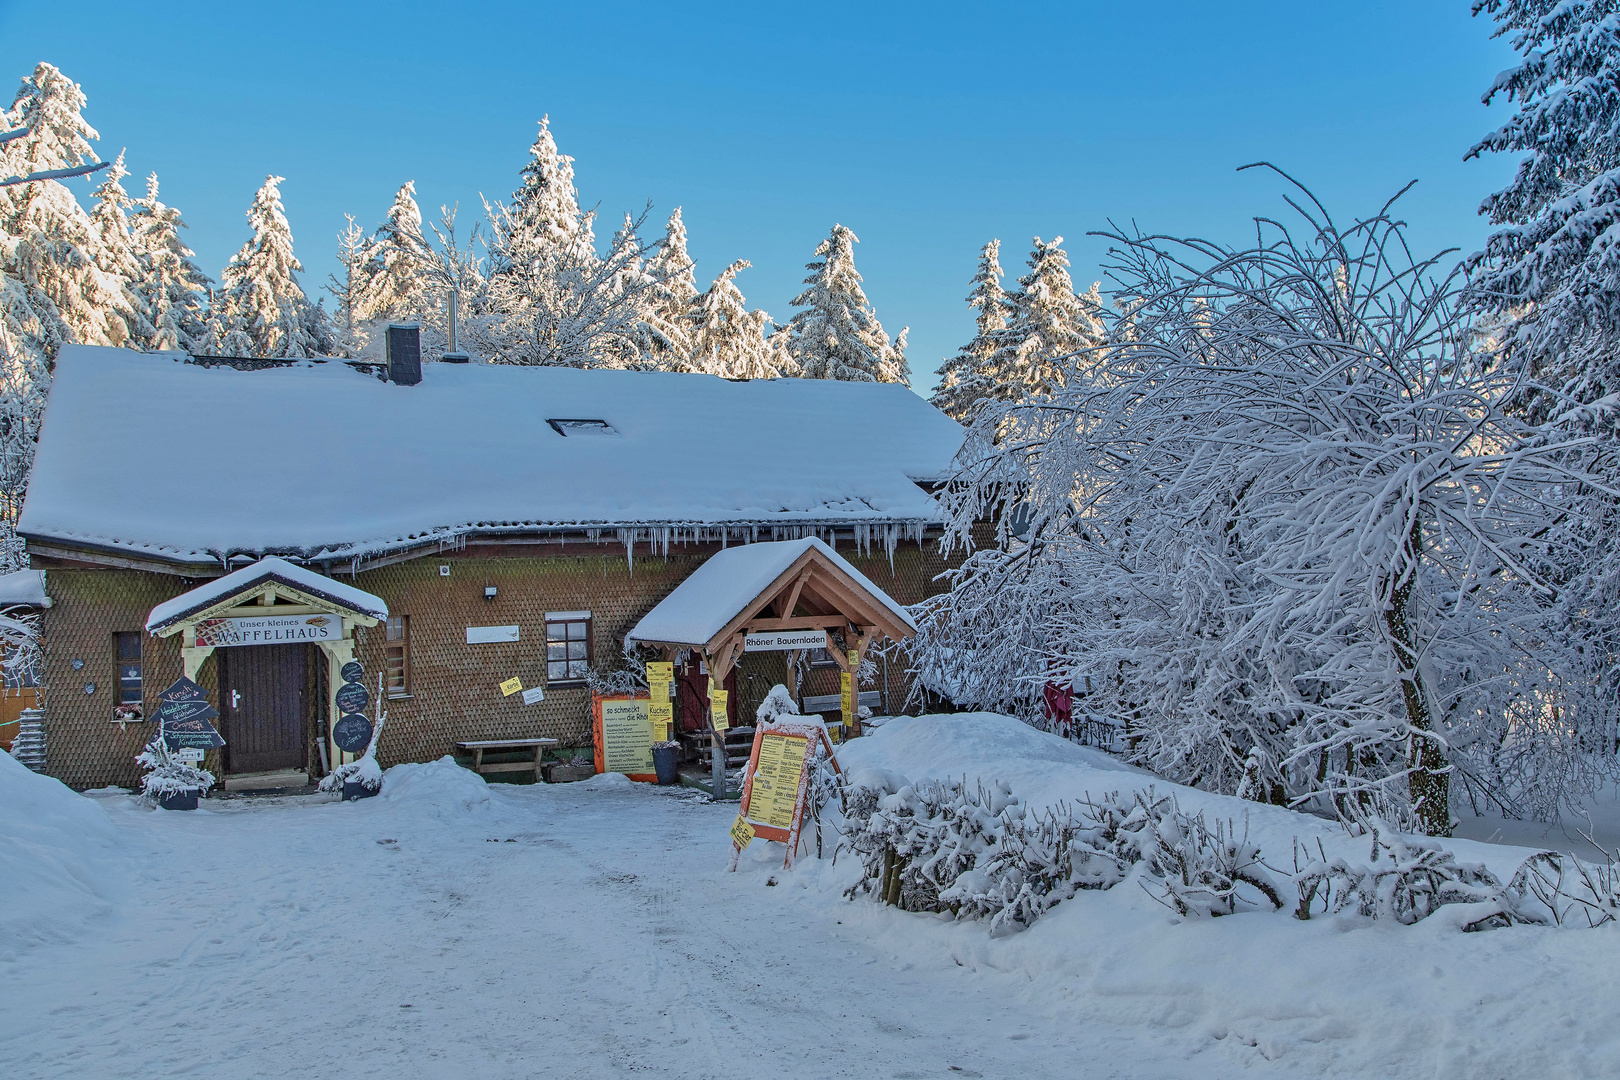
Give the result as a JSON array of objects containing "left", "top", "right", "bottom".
[{"left": 728, "top": 720, "right": 840, "bottom": 870}]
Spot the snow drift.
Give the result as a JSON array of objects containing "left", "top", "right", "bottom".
[
  {"left": 379, "top": 756, "right": 491, "bottom": 814},
  {"left": 0, "top": 753, "right": 118, "bottom": 956}
]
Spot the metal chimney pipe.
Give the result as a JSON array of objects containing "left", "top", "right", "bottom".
[{"left": 443, "top": 290, "right": 470, "bottom": 363}]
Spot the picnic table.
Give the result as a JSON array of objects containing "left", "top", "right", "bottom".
[{"left": 455, "top": 738, "right": 559, "bottom": 782}]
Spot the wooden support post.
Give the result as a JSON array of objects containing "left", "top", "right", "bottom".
[{"left": 704, "top": 652, "right": 724, "bottom": 802}]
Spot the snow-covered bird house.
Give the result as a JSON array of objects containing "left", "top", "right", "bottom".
[{"left": 18, "top": 342, "right": 964, "bottom": 792}]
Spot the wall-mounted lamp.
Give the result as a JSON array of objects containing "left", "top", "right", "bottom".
[{"left": 483, "top": 586, "right": 498, "bottom": 600}]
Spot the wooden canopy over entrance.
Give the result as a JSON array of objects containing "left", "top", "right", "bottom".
[
  {"left": 627, "top": 538, "right": 916, "bottom": 738},
  {"left": 146, "top": 557, "right": 386, "bottom": 773}
]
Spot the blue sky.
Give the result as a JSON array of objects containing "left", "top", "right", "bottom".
[{"left": 1, "top": 1, "right": 1519, "bottom": 392}]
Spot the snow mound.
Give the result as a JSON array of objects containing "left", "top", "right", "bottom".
[
  {"left": 0, "top": 752, "right": 118, "bottom": 956},
  {"left": 380, "top": 757, "right": 491, "bottom": 812},
  {"left": 840, "top": 712, "right": 1140, "bottom": 810},
  {"left": 578, "top": 771, "right": 632, "bottom": 790}
]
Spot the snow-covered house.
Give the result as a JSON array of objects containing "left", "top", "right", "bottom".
[{"left": 19, "top": 343, "right": 965, "bottom": 790}]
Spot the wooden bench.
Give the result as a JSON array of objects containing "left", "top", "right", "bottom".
[{"left": 456, "top": 738, "right": 559, "bottom": 782}]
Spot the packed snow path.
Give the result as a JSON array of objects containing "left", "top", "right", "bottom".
[
  {"left": 5, "top": 773, "right": 1191, "bottom": 1080},
  {"left": 5, "top": 720, "right": 1618, "bottom": 1080}
]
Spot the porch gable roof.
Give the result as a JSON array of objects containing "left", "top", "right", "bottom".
[{"left": 146, "top": 556, "right": 388, "bottom": 634}]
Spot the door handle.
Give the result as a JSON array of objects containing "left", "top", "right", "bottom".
[{"left": 231, "top": 690, "right": 241, "bottom": 708}]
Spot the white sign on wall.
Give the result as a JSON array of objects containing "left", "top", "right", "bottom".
[
  {"left": 744, "top": 629, "right": 830, "bottom": 652},
  {"left": 466, "top": 625, "right": 520, "bottom": 645},
  {"left": 194, "top": 612, "right": 343, "bottom": 648}
]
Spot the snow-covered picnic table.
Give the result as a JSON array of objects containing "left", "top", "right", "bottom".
[{"left": 455, "top": 738, "right": 557, "bottom": 782}]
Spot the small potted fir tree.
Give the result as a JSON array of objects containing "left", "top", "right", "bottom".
[{"left": 135, "top": 733, "right": 216, "bottom": 810}]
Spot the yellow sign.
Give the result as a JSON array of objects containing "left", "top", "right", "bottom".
[
  {"left": 840, "top": 672, "right": 854, "bottom": 722},
  {"left": 848, "top": 649, "right": 859, "bottom": 669},
  {"left": 499, "top": 676, "right": 523, "bottom": 697},
  {"left": 747, "top": 732, "right": 808, "bottom": 829},
  {"left": 646, "top": 661, "right": 673, "bottom": 683},
  {"left": 648, "top": 696, "right": 673, "bottom": 741},
  {"left": 711, "top": 688, "right": 729, "bottom": 732},
  {"left": 600, "top": 697, "right": 654, "bottom": 774},
  {"left": 730, "top": 815, "right": 755, "bottom": 849}
]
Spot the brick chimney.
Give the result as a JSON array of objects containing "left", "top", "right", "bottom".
[{"left": 386, "top": 324, "right": 422, "bottom": 385}]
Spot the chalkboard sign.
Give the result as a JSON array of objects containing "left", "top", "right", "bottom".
[
  {"left": 154, "top": 676, "right": 225, "bottom": 751},
  {"left": 340, "top": 660, "right": 364, "bottom": 684},
  {"left": 333, "top": 713, "right": 374, "bottom": 754},
  {"left": 335, "top": 681, "right": 370, "bottom": 715}
]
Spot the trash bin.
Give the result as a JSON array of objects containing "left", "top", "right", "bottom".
[{"left": 653, "top": 743, "right": 680, "bottom": 785}]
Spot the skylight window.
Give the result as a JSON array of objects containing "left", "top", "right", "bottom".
[{"left": 547, "top": 418, "right": 618, "bottom": 438}]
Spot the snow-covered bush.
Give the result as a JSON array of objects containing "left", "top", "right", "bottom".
[
  {"left": 840, "top": 774, "right": 1019, "bottom": 914},
  {"left": 134, "top": 735, "right": 214, "bottom": 800},
  {"left": 1142, "top": 809, "right": 1284, "bottom": 918},
  {"left": 755, "top": 684, "right": 799, "bottom": 726},
  {"left": 839, "top": 772, "right": 1283, "bottom": 932},
  {"left": 840, "top": 767, "right": 1620, "bottom": 937}
]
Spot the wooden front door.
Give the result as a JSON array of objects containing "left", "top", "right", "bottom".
[{"left": 219, "top": 644, "right": 309, "bottom": 774}]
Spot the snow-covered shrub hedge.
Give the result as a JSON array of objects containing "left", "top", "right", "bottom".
[
  {"left": 838, "top": 774, "right": 1281, "bottom": 932},
  {"left": 840, "top": 769, "right": 1619, "bottom": 936}
]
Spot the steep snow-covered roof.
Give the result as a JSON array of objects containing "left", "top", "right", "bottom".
[
  {"left": 146, "top": 557, "right": 388, "bottom": 633},
  {"left": 626, "top": 537, "right": 916, "bottom": 647},
  {"left": 0, "top": 569, "right": 49, "bottom": 608},
  {"left": 20, "top": 347, "right": 964, "bottom": 567}
]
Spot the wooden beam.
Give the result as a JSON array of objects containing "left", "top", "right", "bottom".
[
  {"left": 779, "top": 570, "right": 811, "bottom": 619},
  {"left": 738, "top": 615, "right": 848, "bottom": 633}
]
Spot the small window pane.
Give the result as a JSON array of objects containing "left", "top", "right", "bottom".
[
  {"left": 114, "top": 633, "right": 143, "bottom": 704},
  {"left": 116, "top": 632, "right": 142, "bottom": 661},
  {"left": 567, "top": 641, "right": 586, "bottom": 660},
  {"left": 566, "top": 622, "right": 587, "bottom": 640},
  {"left": 568, "top": 660, "right": 588, "bottom": 677},
  {"left": 548, "top": 643, "right": 567, "bottom": 661},
  {"left": 386, "top": 615, "right": 405, "bottom": 641},
  {"left": 548, "top": 660, "right": 568, "bottom": 680}
]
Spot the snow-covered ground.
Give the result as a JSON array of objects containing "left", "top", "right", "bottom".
[{"left": 4, "top": 716, "right": 1617, "bottom": 1079}]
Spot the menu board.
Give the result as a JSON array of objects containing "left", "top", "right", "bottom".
[
  {"left": 595, "top": 695, "right": 654, "bottom": 778},
  {"left": 745, "top": 732, "right": 808, "bottom": 830}
]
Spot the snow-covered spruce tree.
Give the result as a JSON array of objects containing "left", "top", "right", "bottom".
[
  {"left": 0, "top": 62, "right": 130, "bottom": 355},
  {"left": 480, "top": 118, "right": 672, "bottom": 368},
  {"left": 129, "top": 172, "right": 209, "bottom": 353},
  {"left": 783, "top": 224, "right": 909, "bottom": 384},
  {"left": 687, "top": 260, "right": 781, "bottom": 379},
  {"left": 357, "top": 180, "right": 435, "bottom": 327},
  {"left": 641, "top": 207, "right": 698, "bottom": 368},
  {"left": 484, "top": 198, "right": 668, "bottom": 368},
  {"left": 87, "top": 151, "right": 156, "bottom": 349},
  {"left": 989, "top": 236, "right": 1105, "bottom": 399},
  {"left": 1466, "top": 0, "right": 1620, "bottom": 417},
  {"left": 504, "top": 115, "right": 593, "bottom": 262},
  {"left": 932, "top": 239, "right": 1010, "bottom": 421},
  {"left": 921, "top": 174, "right": 1616, "bottom": 834},
  {"left": 210, "top": 175, "right": 332, "bottom": 358},
  {"left": 325, "top": 214, "right": 372, "bottom": 357}
]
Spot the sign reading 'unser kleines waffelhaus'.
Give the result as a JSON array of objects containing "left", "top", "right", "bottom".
[{"left": 193, "top": 612, "right": 343, "bottom": 648}]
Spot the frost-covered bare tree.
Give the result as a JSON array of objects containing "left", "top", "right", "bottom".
[{"left": 918, "top": 171, "right": 1618, "bottom": 835}]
